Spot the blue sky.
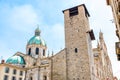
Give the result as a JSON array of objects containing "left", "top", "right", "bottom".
[{"left": 0, "top": 0, "right": 120, "bottom": 79}]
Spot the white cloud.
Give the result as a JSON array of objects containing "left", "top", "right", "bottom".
[
  {"left": 41, "top": 23, "right": 64, "bottom": 54},
  {"left": 51, "top": 24, "right": 64, "bottom": 40},
  {"left": 8, "top": 5, "right": 39, "bottom": 32}
]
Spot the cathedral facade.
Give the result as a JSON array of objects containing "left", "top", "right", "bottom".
[
  {"left": 0, "top": 4, "right": 113, "bottom": 80},
  {"left": 93, "top": 31, "right": 113, "bottom": 80}
]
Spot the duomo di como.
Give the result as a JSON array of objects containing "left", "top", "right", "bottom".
[{"left": 0, "top": 4, "right": 113, "bottom": 80}]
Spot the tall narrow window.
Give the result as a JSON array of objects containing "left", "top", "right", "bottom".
[
  {"left": 30, "top": 77, "right": 33, "bottom": 80},
  {"left": 69, "top": 7, "right": 78, "bottom": 16},
  {"left": 19, "top": 78, "right": 22, "bottom": 80},
  {"left": 36, "top": 48, "right": 39, "bottom": 55},
  {"left": 20, "top": 71, "right": 23, "bottom": 76},
  {"left": 12, "top": 76, "right": 16, "bottom": 80},
  {"left": 28, "top": 48, "right": 31, "bottom": 55},
  {"left": 43, "top": 76, "right": 47, "bottom": 80},
  {"left": 4, "top": 75, "right": 8, "bottom": 80},
  {"left": 119, "top": 2, "right": 120, "bottom": 12},
  {"left": 75, "top": 48, "right": 78, "bottom": 53},
  {"left": 43, "top": 49, "right": 45, "bottom": 56},
  {"left": 88, "top": 30, "right": 95, "bottom": 40},
  {"left": 13, "top": 69, "right": 16, "bottom": 75},
  {"left": 5, "top": 67, "right": 9, "bottom": 73}
]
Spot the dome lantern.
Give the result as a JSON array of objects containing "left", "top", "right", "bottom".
[
  {"left": 35, "top": 27, "right": 41, "bottom": 36},
  {"left": 27, "top": 27, "right": 46, "bottom": 46}
]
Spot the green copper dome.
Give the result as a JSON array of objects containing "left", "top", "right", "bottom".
[
  {"left": 6, "top": 55, "right": 25, "bottom": 65},
  {"left": 28, "top": 36, "right": 46, "bottom": 46},
  {"left": 27, "top": 27, "right": 46, "bottom": 46}
]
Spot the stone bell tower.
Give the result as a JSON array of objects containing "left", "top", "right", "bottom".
[{"left": 63, "top": 4, "right": 95, "bottom": 80}]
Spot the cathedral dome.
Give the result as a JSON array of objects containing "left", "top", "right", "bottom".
[
  {"left": 6, "top": 55, "right": 25, "bottom": 65},
  {"left": 27, "top": 27, "right": 46, "bottom": 46},
  {"left": 28, "top": 36, "right": 46, "bottom": 46}
]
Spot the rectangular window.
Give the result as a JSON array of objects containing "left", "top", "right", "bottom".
[
  {"left": 5, "top": 67, "right": 9, "bottom": 73},
  {"left": 88, "top": 30, "right": 95, "bottom": 40},
  {"left": 19, "top": 78, "right": 22, "bottom": 80},
  {"left": 106, "top": 0, "right": 110, "bottom": 5},
  {"left": 4, "top": 75, "right": 8, "bottom": 80},
  {"left": 69, "top": 7, "right": 78, "bottom": 16},
  {"left": 43, "top": 76, "right": 47, "bottom": 80},
  {"left": 13, "top": 69, "right": 16, "bottom": 75},
  {"left": 75, "top": 48, "right": 78, "bottom": 53},
  {"left": 20, "top": 71, "right": 23, "bottom": 76},
  {"left": 12, "top": 76, "right": 16, "bottom": 80},
  {"left": 117, "top": 54, "right": 120, "bottom": 60},
  {"left": 119, "top": 19, "right": 120, "bottom": 25}
]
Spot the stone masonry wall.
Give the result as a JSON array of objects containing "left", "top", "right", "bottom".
[{"left": 51, "top": 49, "right": 66, "bottom": 80}]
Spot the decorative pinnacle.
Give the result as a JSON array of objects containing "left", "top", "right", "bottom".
[
  {"left": 99, "top": 30, "right": 103, "bottom": 40},
  {"left": 97, "top": 40, "right": 100, "bottom": 48},
  {"left": 52, "top": 50, "right": 54, "bottom": 56}
]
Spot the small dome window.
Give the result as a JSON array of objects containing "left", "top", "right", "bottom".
[
  {"left": 43, "top": 49, "right": 45, "bottom": 56},
  {"left": 36, "top": 48, "right": 39, "bottom": 55},
  {"left": 28, "top": 48, "right": 31, "bottom": 55}
]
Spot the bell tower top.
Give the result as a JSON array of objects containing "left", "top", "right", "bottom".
[
  {"left": 63, "top": 4, "right": 93, "bottom": 49},
  {"left": 63, "top": 4, "right": 90, "bottom": 17}
]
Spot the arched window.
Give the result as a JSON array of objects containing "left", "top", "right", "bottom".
[
  {"left": 36, "top": 48, "right": 39, "bottom": 55},
  {"left": 28, "top": 48, "right": 31, "bottom": 55},
  {"left": 43, "top": 76, "right": 47, "bottom": 80},
  {"left": 43, "top": 49, "right": 45, "bottom": 56}
]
